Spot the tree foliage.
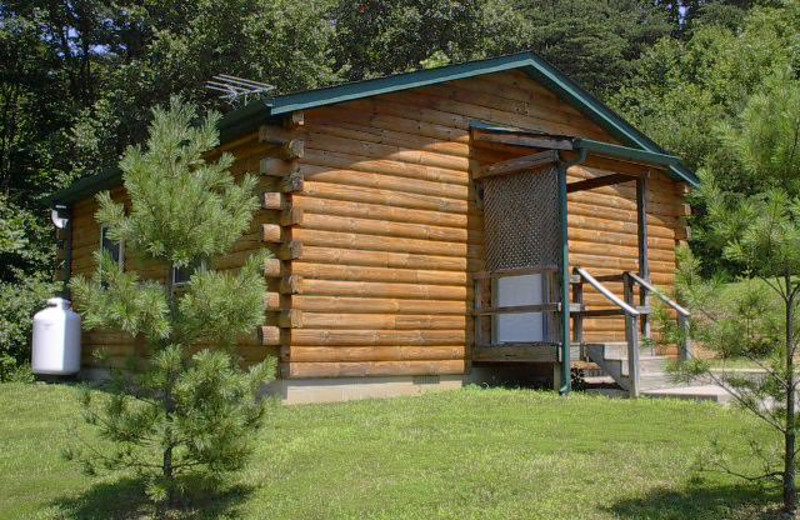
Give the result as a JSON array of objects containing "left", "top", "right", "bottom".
[
  {"left": 613, "top": 1, "right": 800, "bottom": 274},
  {"left": 67, "top": 99, "right": 275, "bottom": 506},
  {"left": 670, "top": 74, "right": 800, "bottom": 516}
]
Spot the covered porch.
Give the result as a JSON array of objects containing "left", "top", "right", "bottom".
[{"left": 467, "top": 122, "right": 693, "bottom": 396}]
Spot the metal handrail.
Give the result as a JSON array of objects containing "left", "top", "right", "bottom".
[
  {"left": 625, "top": 272, "right": 689, "bottom": 317},
  {"left": 574, "top": 267, "right": 640, "bottom": 317}
]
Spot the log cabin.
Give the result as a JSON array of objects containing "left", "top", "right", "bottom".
[{"left": 48, "top": 52, "right": 698, "bottom": 403}]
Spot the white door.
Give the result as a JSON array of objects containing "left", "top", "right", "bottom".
[{"left": 493, "top": 274, "right": 545, "bottom": 343}]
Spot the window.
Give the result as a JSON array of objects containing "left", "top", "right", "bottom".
[
  {"left": 492, "top": 273, "right": 547, "bottom": 343},
  {"left": 100, "top": 226, "right": 124, "bottom": 268},
  {"left": 171, "top": 259, "right": 206, "bottom": 290}
]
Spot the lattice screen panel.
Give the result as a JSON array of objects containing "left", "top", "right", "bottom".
[{"left": 482, "top": 166, "right": 561, "bottom": 272}]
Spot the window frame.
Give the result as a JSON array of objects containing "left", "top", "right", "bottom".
[
  {"left": 171, "top": 259, "right": 207, "bottom": 290},
  {"left": 99, "top": 225, "right": 125, "bottom": 270},
  {"left": 490, "top": 272, "right": 550, "bottom": 344}
]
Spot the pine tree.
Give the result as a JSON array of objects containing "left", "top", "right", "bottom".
[
  {"left": 669, "top": 72, "right": 800, "bottom": 516},
  {"left": 67, "top": 98, "right": 276, "bottom": 506}
]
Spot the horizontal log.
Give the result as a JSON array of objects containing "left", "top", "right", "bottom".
[
  {"left": 469, "top": 75, "right": 588, "bottom": 120},
  {"left": 290, "top": 328, "right": 466, "bottom": 346},
  {"left": 260, "top": 158, "right": 299, "bottom": 177},
  {"left": 304, "top": 148, "right": 468, "bottom": 186},
  {"left": 288, "top": 345, "right": 465, "bottom": 363},
  {"left": 290, "top": 278, "right": 468, "bottom": 300},
  {"left": 293, "top": 195, "right": 469, "bottom": 229},
  {"left": 568, "top": 213, "right": 676, "bottom": 240},
  {"left": 259, "top": 124, "right": 292, "bottom": 144},
  {"left": 281, "top": 139, "right": 304, "bottom": 159},
  {"left": 262, "top": 192, "right": 284, "bottom": 210},
  {"left": 259, "top": 326, "right": 282, "bottom": 346},
  {"left": 301, "top": 163, "right": 469, "bottom": 201},
  {"left": 301, "top": 181, "right": 469, "bottom": 214},
  {"left": 309, "top": 119, "right": 469, "bottom": 158},
  {"left": 280, "top": 275, "right": 302, "bottom": 294},
  {"left": 283, "top": 359, "right": 466, "bottom": 378},
  {"left": 292, "top": 295, "right": 467, "bottom": 314},
  {"left": 309, "top": 104, "right": 470, "bottom": 145},
  {"left": 293, "top": 228, "right": 477, "bottom": 258},
  {"left": 279, "top": 310, "right": 303, "bottom": 328},
  {"left": 292, "top": 261, "right": 467, "bottom": 285},
  {"left": 569, "top": 201, "right": 678, "bottom": 229},
  {"left": 281, "top": 207, "right": 303, "bottom": 226},
  {"left": 300, "top": 212, "right": 472, "bottom": 243},
  {"left": 420, "top": 82, "right": 607, "bottom": 138},
  {"left": 306, "top": 132, "right": 468, "bottom": 173},
  {"left": 385, "top": 89, "right": 603, "bottom": 142},
  {"left": 280, "top": 172, "right": 304, "bottom": 193},
  {"left": 271, "top": 241, "right": 303, "bottom": 260},
  {"left": 294, "top": 313, "right": 466, "bottom": 330},
  {"left": 264, "top": 258, "right": 282, "bottom": 278},
  {"left": 265, "top": 292, "right": 281, "bottom": 311},
  {"left": 569, "top": 228, "right": 676, "bottom": 252},
  {"left": 262, "top": 224, "right": 282, "bottom": 243},
  {"left": 569, "top": 240, "right": 675, "bottom": 263}
]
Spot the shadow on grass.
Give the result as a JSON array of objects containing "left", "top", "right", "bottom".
[
  {"left": 608, "top": 482, "right": 782, "bottom": 520},
  {"left": 52, "top": 475, "right": 255, "bottom": 520}
]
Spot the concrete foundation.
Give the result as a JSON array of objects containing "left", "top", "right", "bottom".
[
  {"left": 81, "top": 363, "right": 560, "bottom": 404},
  {"left": 266, "top": 374, "right": 465, "bottom": 405}
]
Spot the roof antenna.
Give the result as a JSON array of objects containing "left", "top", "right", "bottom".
[{"left": 205, "top": 74, "right": 275, "bottom": 106}]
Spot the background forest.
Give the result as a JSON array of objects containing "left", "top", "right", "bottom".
[{"left": 0, "top": 0, "right": 792, "bottom": 378}]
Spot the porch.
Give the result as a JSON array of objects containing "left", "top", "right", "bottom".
[{"left": 468, "top": 123, "right": 693, "bottom": 396}]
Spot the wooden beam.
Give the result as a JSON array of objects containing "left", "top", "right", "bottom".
[
  {"left": 637, "top": 174, "right": 651, "bottom": 339},
  {"left": 472, "top": 344, "right": 559, "bottom": 363},
  {"left": 476, "top": 150, "right": 559, "bottom": 179},
  {"left": 471, "top": 128, "right": 575, "bottom": 151},
  {"left": 566, "top": 173, "right": 636, "bottom": 193}
]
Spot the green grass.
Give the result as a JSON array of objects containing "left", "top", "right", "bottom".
[{"left": 0, "top": 383, "right": 785, "bottom": 520}]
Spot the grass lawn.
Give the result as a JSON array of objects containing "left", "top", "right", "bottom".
[{"left": 0, "top": 383, "right": 785, "bottom": 520}]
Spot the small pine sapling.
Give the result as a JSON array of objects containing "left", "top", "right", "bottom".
[{"left": 67, "top": 98, "right": 276, "bottom": 506}]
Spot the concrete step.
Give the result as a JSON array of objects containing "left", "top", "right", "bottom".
[
  {"left": 616, "top": 356, "right": 670, "bottom": 376},
  {"left": 631, "top": 372, "right": 685, "bottom": 391},
  {"left": 643, "top": 385, "right": 733, "bottom": 404}
]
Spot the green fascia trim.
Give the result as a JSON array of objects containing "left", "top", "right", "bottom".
[
  {"left": 265, "top": 53, "right": 536, "bottom": 116},
  {"left": 517, "top": 55, "right": 698, "bottom": 187},
  {"left": 52, "top": 51, "right": 699, "bottom": 205},
  {"left": 46, "top": 168, "right": 122, "bottom": 206},
  {"left": 573, "top": 138, "right": 681, "bottom": 169},
  {"left": 218, "top": 99, "right": 276, "bottom": 143}
]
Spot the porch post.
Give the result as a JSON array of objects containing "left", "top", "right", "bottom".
[
  {"left": 636, "top": 173, "right": 651, "bottom": 340},
  {"left": 558, "top": 163, "right": 571, "bottom": 395}
]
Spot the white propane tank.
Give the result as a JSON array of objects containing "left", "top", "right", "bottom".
[{"left": 31, "top": 297, "right": 82, "bottom": 376}]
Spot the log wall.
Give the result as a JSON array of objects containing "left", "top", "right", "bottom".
[
  {"left": 67, "top": 132, "right": 290, "bottom": 369},
  {"left": 279, "top": 69, "right": 688, "bottom": 377},
  {"left": 64, "top": 68, "right": 689, "bottom": 378}
]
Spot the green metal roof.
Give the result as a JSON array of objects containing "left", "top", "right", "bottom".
[{"left": 50, "top": 51, "right": 698, "bottom": 205}]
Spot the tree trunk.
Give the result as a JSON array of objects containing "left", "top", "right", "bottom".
[{"left": 784, "top": 278, "right": 797, "bottom": 517}]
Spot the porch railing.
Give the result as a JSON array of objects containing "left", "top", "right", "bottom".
[
  {"left": 624, "top": 272, "right": 692, "bottom": 361},
  {"left": 573, "top": 267, "right": 642, "bottom": 397}
]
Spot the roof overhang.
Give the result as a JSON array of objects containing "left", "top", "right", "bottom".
[
  {"left": 50, "top": 51, "right": 698, "bottom": 206},
  {"left": 469, "top": 121, "right": 695, "bottom": 185}
]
